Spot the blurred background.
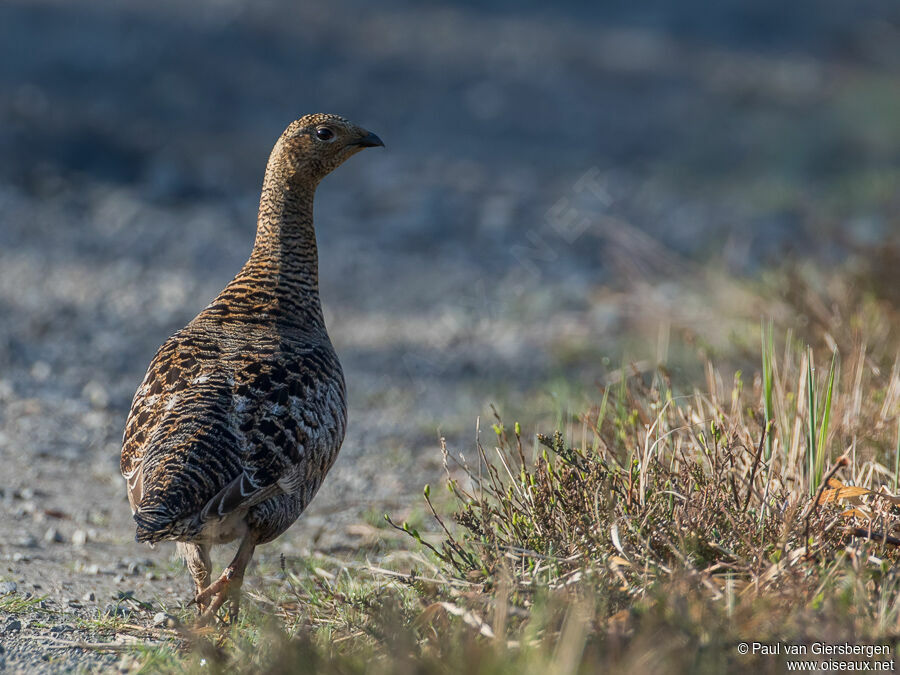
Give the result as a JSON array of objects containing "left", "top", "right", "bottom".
[{"left": 2, "top": 0, "right": 900, "bottom": 598}]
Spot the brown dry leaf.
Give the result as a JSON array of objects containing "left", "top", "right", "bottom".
[
  {"left": 708, "top": 575, "right": 748, "bottom": 593},
  {"left": 821, "top": 478, "right": 873, "bottom": 504},
  {"left": 607, "top": 609, "right": 631, "bottom": 632},
  {"left": 607, "top": 557, "right": 630, "bottom": 591}
]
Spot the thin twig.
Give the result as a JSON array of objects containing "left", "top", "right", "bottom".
[
  {"left": 847, "top": 528, "right": 900, "bottom": 547},
  {"left": 743, "top": 426, "right": 768, "bottom": 512},
  {"left": 23, "top": 635, "right": 152, "bottom": 652}
]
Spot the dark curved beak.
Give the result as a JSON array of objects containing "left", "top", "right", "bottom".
[{"left": 353, "top": 130, "right": 384, "bottom": 148}]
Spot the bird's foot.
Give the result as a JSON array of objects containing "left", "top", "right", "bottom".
[
  {"left": 191, "top": 567, "right": 239, "bottom": 627},
  {"left": 193, "top": 594, "right": 208, "bottom": 616}
]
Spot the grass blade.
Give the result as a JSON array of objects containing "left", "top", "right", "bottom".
[
  {"left": 895, "top": 416, "right": 900, "bottom": 495},
  {"left": 813, "top": 350, "right": 837, "bottom": 494},
  {"left": 761, "top": 320, "right": 775, "bottom": 461},
  {"left": 807, "top": 348, "right": 817, "bottom": 495}
]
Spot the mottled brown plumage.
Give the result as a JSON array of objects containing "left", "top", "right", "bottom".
[{"left": 121, "top": 113, "right": 383, "bottom": 624}]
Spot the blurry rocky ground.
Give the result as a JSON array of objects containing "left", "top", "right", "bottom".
[{"left": 2, "top": 0, "right": 900, "bottom": 669}]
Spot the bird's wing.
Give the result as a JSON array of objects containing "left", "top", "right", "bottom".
[{"left": 122, "top": 329, "right": 208, "bottom": 513}]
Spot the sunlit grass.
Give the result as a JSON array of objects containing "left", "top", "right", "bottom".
[{"left": 0, "top": 593, "right": 47, "bottom": 614}]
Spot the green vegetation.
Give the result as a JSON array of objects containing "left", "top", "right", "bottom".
[{"left": 0, "top": 593, "right": 47, "bottom": 615}]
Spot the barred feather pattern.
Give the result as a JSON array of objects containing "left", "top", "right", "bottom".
[{"left": 120, "top": 114, "right": 370, "bottom": 547}]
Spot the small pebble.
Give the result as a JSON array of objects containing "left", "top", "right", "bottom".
[
  {"left": 0, "top": 581, "right": 17, "bottom": 595},
  {"left": 31, "top": 361, "right": 51, "bottom": 381},
  {"left": 3, "top": 619, "right": 21, "bottom": 634},
  {"left": 152, "top": 612, "right": 180, "bottom": 628},
  {"left": 44, "top": 527, "right": 63, "bottom": 544},
  {"left": 82, "top": 591, "right": 96, "bottom": 602},
  {"left": 72, "top": 529, "right": 88, "bottom": 546},
  {"left": 117, "top": 654, "right": 139, "bottom": 672},
  {"left": 84, "top": 564, "right": 100, "bottom": 575}
]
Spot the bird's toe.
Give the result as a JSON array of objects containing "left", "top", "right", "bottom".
[{"left": 192, "top": 567, "right": 242, "bottom": 627}]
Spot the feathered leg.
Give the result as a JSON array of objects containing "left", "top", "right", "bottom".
[
  {"left": 177, "top": 542, "right": 212, "bottom": 614},
  {"left": 193, "top": 534, "right": 256, "bottom": 627}
]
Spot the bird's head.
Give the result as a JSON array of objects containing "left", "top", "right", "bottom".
[{"left": 269, "top": 113, "right": 384, "bottom": 186}]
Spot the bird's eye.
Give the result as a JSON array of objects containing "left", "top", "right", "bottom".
[{"left": 315, "top": 127, "right": 336, "bottom": 142}]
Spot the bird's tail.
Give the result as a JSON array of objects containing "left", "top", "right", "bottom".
[{"left": 133, "top": 507, "right": 175, "bottom": 543}]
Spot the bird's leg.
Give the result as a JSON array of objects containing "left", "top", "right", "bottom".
[
  {"left": 177, "top": 542, "right": 212, "bottom": 614},
  {"left": 193, "top": 534, "right": 256, "bottom": 627}
]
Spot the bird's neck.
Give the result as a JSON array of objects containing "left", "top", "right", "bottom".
[
  {"left": 252, "top": 171, "right": 318, "bottom": 273},
  {"left": 230, "top": 167, "right": 325, "bottom": 324}
]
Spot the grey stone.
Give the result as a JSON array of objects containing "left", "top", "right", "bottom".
[
  {"left": 152, "top": 612, "right": 179, "bottom": 628},
  {"left": 3, "top": 619, "right": 21, "bottom": 634},
  {"left": 43, "top": 527, "right": 63, "bottom": 544},
  {"left": 0, "top": 581, "right": 17, "bottom": 595}
]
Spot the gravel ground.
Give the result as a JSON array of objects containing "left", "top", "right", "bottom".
[{"left": 2, "top": 0, "right": 900, "bottom": 670}]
